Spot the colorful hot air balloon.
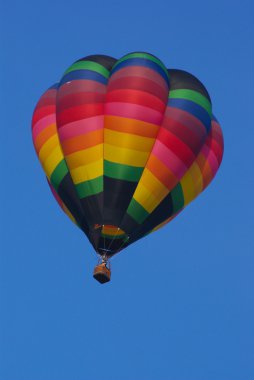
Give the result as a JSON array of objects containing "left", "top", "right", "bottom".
[{"left": 32, "top": 52, "right": 224, "bottom": 283}]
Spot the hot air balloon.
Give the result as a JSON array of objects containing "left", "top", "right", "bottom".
[{"left": 32, "top": 52, "right": 224, "bottom": 283}]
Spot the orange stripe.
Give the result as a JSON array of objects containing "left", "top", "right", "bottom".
[
  {"left": 201, "top": 163, "right": 214, "bottom": 189},
  {"left": 61, "top": 130, "right": 103, "bottom": 155},
  {"left": 196, "top": 154, "right": 214, "bottom": 189},
  {"left": 146, "top": 154, "right": 178, "bottom": 190},
  {"left": 104, "top": 225, "right": 119, "bottom": 230},
  {"left": 105, "top": 115, "right": 159, "bottom": 138},
  {"left": 106, "top": 89, "right": 166, "bottom": 113},
  {"left": 102, "top": 225, "right": 125, "bottom": 235},
  {"left": 137, "top": 168, "right": 169, "bottom": 199},
  {"left": 34, "top": 123, "right": 57, "bottom": 153},
  {"left": 152, "top": 215, "right": 175, "bottom": 232}
]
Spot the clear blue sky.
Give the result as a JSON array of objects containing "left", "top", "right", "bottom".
[{"left": 1, "top": 0, "right": 254, "bottom": 379}]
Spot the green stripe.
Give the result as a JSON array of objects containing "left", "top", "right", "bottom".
[
  {"left": 76, "top": 176, "right": 103, "bottom": 198},
  {"left": 171, "top": 183, "right": 184, "bottom": 213},
  {"left": 64, "top": 61, "right": 110, "bottom": 78},
  {"left": 113, "top": 52, "right": 169, "bottom": 78},
  {"left": 50, "top": 160, "right": 69, "bottom": 190},
  {"left": 127, "top": 198, "right": 149, "bottom": 224},
  {"left": 169, "top": 89, "right": 212, "bottom": 117},
  {"left": 104, "top": 160, "right": 143, "bottom": 182}
]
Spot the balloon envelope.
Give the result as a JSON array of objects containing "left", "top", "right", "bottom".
[{"left": 32, "top": 52, "right": 224, "bottom": 257}]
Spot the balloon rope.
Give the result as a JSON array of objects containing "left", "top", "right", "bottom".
[
  {"left": 117, "top": 235, "right": 130, "bottom": 252},
  {"left": 109, "top": 236, "right": 130, "bottom": 261},
  {"left": 102, "top": 224, "right": 106, "bottom": 251},
  {"left": 106, "top": 229, "right": 130, "bottom": 258},
  {"left": 105, "top": 227, "right": 121, "bottom": 253}
]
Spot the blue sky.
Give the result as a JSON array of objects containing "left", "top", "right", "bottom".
[{"left": 1, "top": 0, "right": 254, "bottom": 379}]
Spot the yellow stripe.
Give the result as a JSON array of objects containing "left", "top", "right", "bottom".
[
  {"left": 62, "top": 204, "right": 77, "bottom": 225},
  {"left": 133, "top": 169, "right": 169, "bottom": 213},
  {"left": 189, "top": 162, "right": 203, "bottom": 195},
  {"left": 138, "top": 168, "right": 169, "bottom": 199},
  {"left": 104, "top": 144, "right": 149, "bottom": 167},
  {"left": 133, "top": 182, "right": 160, "bottom": 213},
  {"left": 180, "top": 171, "right": 196, "bottom": 206},
  {"left": 180, "top": 162, "right": 204, "bottom": 206},
  {"left": 104, "top": 129, "right": 155, "bottom": 152},
  {"left": 70, "top": 159, "right": 103, "bottom": 184},
  {"left": 65, "top": 144, "right": 103, "bottom": 169},
  {"left": 39, "top": 134, "right": 62, "bottom": 164},
  {"left": 152, "top": 216, "right": 174, "bottom": 232},
  {"left": 42, "top": 146, "right": 64, "bottom": 177}
]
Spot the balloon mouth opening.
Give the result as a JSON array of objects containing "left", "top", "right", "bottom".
[{"left": 90, "top": 224, "right": 129, "bottom": 256}]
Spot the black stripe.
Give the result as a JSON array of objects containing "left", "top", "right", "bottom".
[
  {"left": 168, "top": 69, "right": 211, "bottom": 102},
  {"left": 126, "top": 193, "right": 174, "bottom": 245},
  {"left": 103, "top": 177, "right": 138, "bottom": 226},
  {"left": 57, "top": 174, "right": 89, "bottom": 234},
  {"left": 80, "top": 193, "right": 104, "bottom": 227},
  {"left": 76, "top": 55, "right": 117, "bottom": 71}
]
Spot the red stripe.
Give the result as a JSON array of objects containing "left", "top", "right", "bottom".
[
  {"left": 110, "top": 66, "right": 168, "bottom": 90},
  {"left": 34, "top": 89, "right": 56, "bottom": 110},
  {"left": 106, "top": 89, "right": 166, "bottom": 113},
  {"left": 35, "top": 96, "right": 56, "bottom": 109},
  {"left": 211, "top": 120, "right": 223, "bottom": 135},
  {"left": 56, "top": 104, "right": 104, "bottom": 127},
  {"left": 58, "top": 80, "right": 106, "bottom": 97},
  {"left": 38, "top": 89, "right": 56, "bottom": 101},
  {"left": 32, "top": 105, "right": 55, "bottom": 126},
  {"left": 165, "top": 106, "right": 207, "bottom": 137},
  {"left": 57, "top": 92, "right": 105, "bottom": 111},
  {"left": 211, "top": 124, "right": 224, "bottom": 148},
  {"left": 107, "top": 77, "right": 168, "bottom": 104},
  {"left": 206, "top": 136, "right": 224, "bottom": 162},
  {"left": 161, "top": 116, "right": 205, "bottom": 154},
  {"left": 157, "top": 128, "right": 196, "bottom": 167}
]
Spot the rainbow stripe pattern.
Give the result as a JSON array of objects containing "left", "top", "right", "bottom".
[{"left": 32, "top": 53, "right": 224, "bottom": 256}]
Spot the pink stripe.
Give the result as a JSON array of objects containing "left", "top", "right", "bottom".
[
  {"left": 211, "top": 119, "right": 222, "bottom": 136},
  {"left": 165, "top": 107, "right": 207, "bottom": 139},
  {"left": 105, "top": 102, "right": 163, "bottom": 125},
  {"left": 58, "top": 115, "right": 104, "bottom": 141},
  {"left": 207, "top": 151, "right": 219, "bottom": 175},
  {"left": 201, "top": 145, "right": 219, "bottom": 174},
  {"left": 201, "top": 144, "right": 211, "bottom": 158},
  {"left": 211, "top": 138, "right": 223, "bottom": 162},
  {"left": 32, "top": 114, "right": 56, "bottom": 140},
  {"left": 152, "top": 140, "right": 187, "bottom": 179},
  {"left": 110, "top": 66, "right": 169, "bottom": 93},
  {"left": 33, "top": 89, "right": 56, "bottom": 111},
  {"left": 211, "top": 122, "right": 224, "bottom": 148},
  {"left": 57, "top": 80, "right": 106, "bottom": 98}
]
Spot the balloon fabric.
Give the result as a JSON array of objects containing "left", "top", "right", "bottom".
[{"left": 32, "top": 52, "right": 224, "bottom": 258}]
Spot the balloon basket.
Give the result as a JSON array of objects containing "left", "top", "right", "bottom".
[{"left": 93, "top": 263, "right": 111, "bottom": 284}]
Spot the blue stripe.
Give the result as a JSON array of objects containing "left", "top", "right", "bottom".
[
  {"left": 111, "top": 58, "right": 169, "bottom": 86},
  {"left": 59, "top": 70, "right": 108, "bottom": 86},
  {"left": 49, "top": 83, "right": 59, "bottom": 90},
  {"left": 168, "top": 98, "right": 211, "bottom": 132}
]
